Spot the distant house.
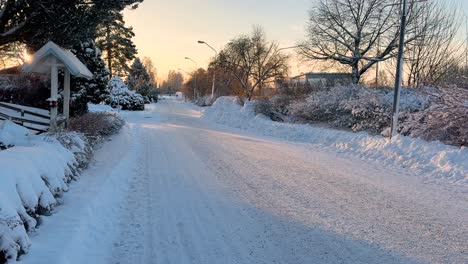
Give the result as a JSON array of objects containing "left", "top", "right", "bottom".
[{"left": 290, "top": 72, "right": 353, "bottom": 88}]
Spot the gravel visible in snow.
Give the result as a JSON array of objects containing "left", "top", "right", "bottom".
[{"left": 203, "top": 97, "right": 468, "bottom": 186}]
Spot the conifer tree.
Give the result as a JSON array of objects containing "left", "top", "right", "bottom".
[
  {"left": 96, "top": 11, "right": 137, "bottom": 78},
  {"left": 128, "top": 57, "right": 156, "bottom": 98},
  {"left": 127, "top": 57, "right": 150, "bottom": 89},
  {"left": 71, "top": 41, "right": 110, "bottom": 104}
]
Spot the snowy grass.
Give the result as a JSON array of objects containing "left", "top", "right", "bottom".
[{"left": 203, "top": 97, "right": 468, "bottom": 186}]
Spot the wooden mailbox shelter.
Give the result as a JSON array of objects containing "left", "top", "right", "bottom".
[{"left": 23, "top": 41, "right": 93, "bottom": 130}]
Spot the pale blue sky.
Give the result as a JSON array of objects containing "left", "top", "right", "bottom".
[{"left": 125, "top": 0, "right": 468, "bottom": 81}]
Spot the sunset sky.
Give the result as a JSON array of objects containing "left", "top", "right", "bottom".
[{"left": 125, "top": 0, "right": 468, "bottom": 82}]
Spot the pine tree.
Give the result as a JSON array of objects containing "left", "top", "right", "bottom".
[
  {"left": 96, "top": 10, "right": 137, "bottom": 78},
  {"left": 127, "top": 57, "right": 150, "bottom": 89},
  {"left": 71, "top": 40, "right": 110, "bottom": 104}
]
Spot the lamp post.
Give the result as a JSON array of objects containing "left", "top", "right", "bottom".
[
  {"left": 185, "top": 57, "right": 197, "bottom": 69},
  {"left": 198, "top": 40, "right": 218, "bottom": 99},
  {"left": 390, "top": 0, "right": 427, "bottom": 139}
]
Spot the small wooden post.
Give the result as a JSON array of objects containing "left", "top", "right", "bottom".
[
  {"left": 20, "top": 110, "right": 25, "bottom": 126},
  {"left": 64, "top": 69, "right": 71, "bottom": 128},
  {"left": 50, "top": 61, "right": 58, "bottom": 132}
]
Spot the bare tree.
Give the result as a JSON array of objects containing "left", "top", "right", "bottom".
[
  {"left": 142, "top": 57, "right": 158, "bottom": 87},
  {"left": 160, "top": 70, "right": 184, "bottom": 94},
  {"left": 216, "top": 27, "right": 289, "bottom": 100},
  {"left": 405, "top": 2, "right": 463, "bottom": 87},
  {"left": 298, "top": 0, "right": 429, "bottom": 84}
]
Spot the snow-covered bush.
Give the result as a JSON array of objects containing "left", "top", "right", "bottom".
[
  {"left": 288, "top": 85, "right": 359, "bottom": 125},
  {"left": 399, "top": 86, "right": 467, "bottom": 147},
  {"left": 69, "top": 112, "right": 125, "bottom": 145},
  {"left": 254, "top": 94, "right": 298, "bottom": 122},
  {"left": 105, "top": 77, "right": 145, "bottom": 111},
  {"left": 0, "top": 121, "right": 91, "bottom": 262}
]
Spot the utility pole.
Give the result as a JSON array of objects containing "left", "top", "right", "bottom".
[
  {"left": 390, "top": 0, "right": 408, "bottom": 138},
  {"left": 389, "top": 0, "right": 428, "bottom": 138}
]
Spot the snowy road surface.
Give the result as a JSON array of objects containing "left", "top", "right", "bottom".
[{"left": 22, "top": 99, "right": 467, "bottom": 264}]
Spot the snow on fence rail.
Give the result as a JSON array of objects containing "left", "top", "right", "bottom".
[{"left": 0, "top": 102, "right": 54, "bottom": 133}]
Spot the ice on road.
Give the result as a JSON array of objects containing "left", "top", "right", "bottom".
[{"left": 22, "top": 99, "right": 468, "bottom": 264}]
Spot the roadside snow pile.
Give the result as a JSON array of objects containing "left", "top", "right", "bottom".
[
  {"left": 105, "top": 77, "right": 144, "bottom": 111},
  {"left": 0, "top": 121, "right": 91, "bottom": 263},
  {"left": 203, "top": 97, "right": 468, "bottom": 185}
]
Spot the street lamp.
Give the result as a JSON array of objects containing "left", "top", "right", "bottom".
[
  {"left": 390, "top": 0, "right": 428, "bottom": 139},
  {"left": 184, "top": 57, "right": 198, "bottom": 69},
  {"left": 198, "top": 40, "right": 218, "bottom": 99}
]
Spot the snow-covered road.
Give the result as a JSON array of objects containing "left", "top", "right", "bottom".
[{"left": 22, "top": 99, "right": 467, "bottom": 264}]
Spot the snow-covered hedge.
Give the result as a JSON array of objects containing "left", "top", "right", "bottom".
[
  {"left": 203, "top": 97, "right": 468, "bottom": 185},
  {"left": 254, "top": 85, "right": 466, "bottom": 147},
  {"left": 105, "top": 77, "right": 145, "bottom": 111},
  {"left": 0, "top": 121, "right": 92, "bottom": 262},
  {"left": 287, "top": 85, "right": 429, "bottom": 133}
]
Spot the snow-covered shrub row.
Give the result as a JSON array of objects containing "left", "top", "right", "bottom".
[
  {"left": 69, "top": 112, "right": 125, "bottom": 145},
  {"left": 0, "top": 121, "right": 91, "bottom": 262},
  {"left": 287, "top": 85, "right": 429, "bottom": 134},
  {"left": 203, "top": 97, "right": 468, "bottom": 185},
  {"left": 254, "top": 85, "right": 467, "bottom": 146},
  {"left": 105, "top": 77, "right": 145, "bottom": 111}
]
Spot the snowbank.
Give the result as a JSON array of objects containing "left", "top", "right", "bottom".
[
  {"left": 0, "top": 121, "right": 31, "bottom": 149},
  {"left": 0, "top": 121, "right": 90, "bottom": 263},
  {"left": 203, "top": 97, "right": 468, "bottom": 186}
]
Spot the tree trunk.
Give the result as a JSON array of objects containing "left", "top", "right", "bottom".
[
  {"left": 106, "top": 24, "right": 113, "bottom": 78},
  {"left": 351, "top": 64, "right": 360, "bottom": 84}
]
